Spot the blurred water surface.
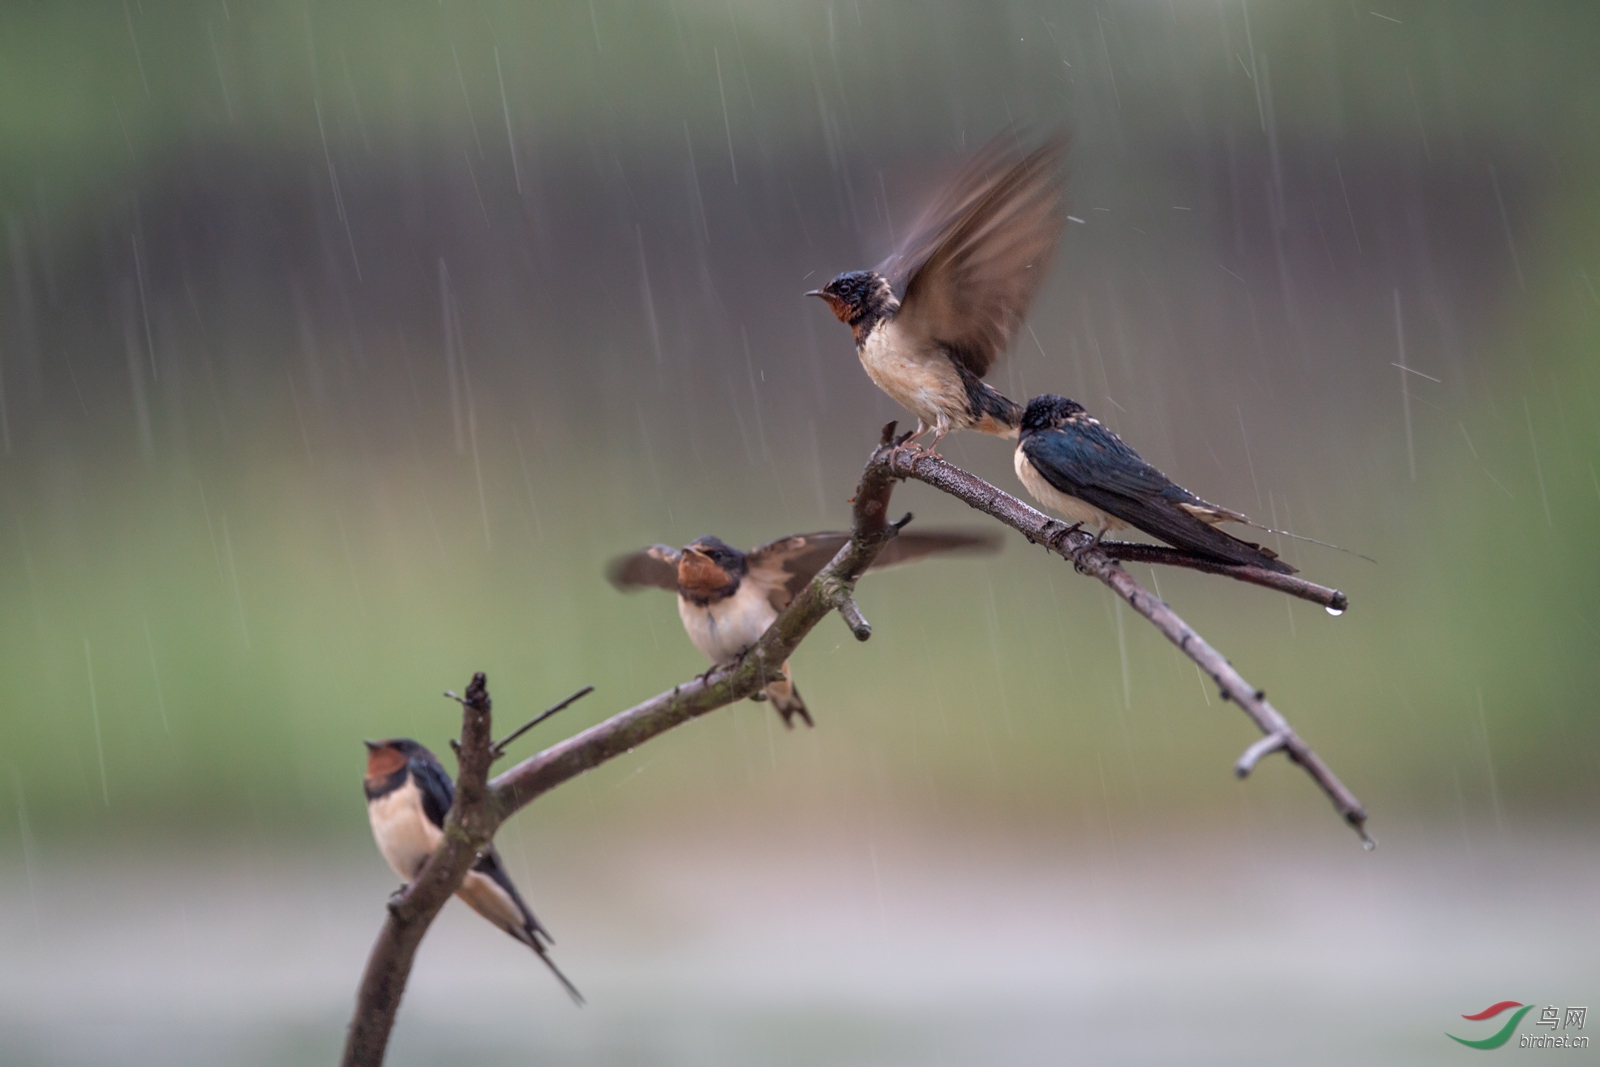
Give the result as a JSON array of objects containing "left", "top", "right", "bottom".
[{"left": 2, "top": 820, "right": 1594, "bottom": 1065}]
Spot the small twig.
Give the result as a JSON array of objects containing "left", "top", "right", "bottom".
[
  {"left": 493, "top": 685, "right": 595, "bottom": 758},
  {"left": 1236, "top": 731, "right": 1289, "bottom": 775},
  {"left": 837, "top": 598, "right": 872, "bottom": 640}
]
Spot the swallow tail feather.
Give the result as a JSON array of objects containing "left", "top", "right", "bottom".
[{"left": 764, "top": 669, "right": 812, "bottom": 729}]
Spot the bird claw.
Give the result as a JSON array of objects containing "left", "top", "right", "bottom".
[
  {"left": 1046, "top": 521, "right": 1084, "bottom": 553},
  {"left": 1068, "top": 528, "right": 1107, "bottom": 571}
]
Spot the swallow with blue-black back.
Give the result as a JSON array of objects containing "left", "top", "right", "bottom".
[
  {"left": 363, "top": 738, "right": 583, "bottom": 1003},
  {"left": 607, "top": 528, "right": 1002, "bottom": 726},
  {"left": 809, "top": 131, "right": 1067, "bottom": 450},
  {"left": 1014, "top": 394, "right": 1295, "bottom": 574}
]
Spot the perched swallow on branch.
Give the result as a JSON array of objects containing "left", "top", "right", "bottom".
[
  {"left": 1015, "top": 394, "right": 1295, "bottom": 574},
  {"left": 606, "top": 528, "right": 1001, "bottom": 726},
  {"left": 809, "top": 131, "right": 1067, "bottom": 450},
  {"left": 362, "top": 738, "right": 583, "bottom": 1003}
]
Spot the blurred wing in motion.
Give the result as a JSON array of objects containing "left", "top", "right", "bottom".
[
  {"left": 882, "top": 131, "right": 1067, "bottom": 379},
  {"left": 747, "top": 528, "right": 1004, "bottom": 611},
  {"left": 605, "top": 545, "right": 682, "bottom": 593},
  {"left": 746, "top": 531, "right": 852, "bottom": 611},
  {"left": 871, "top": 529, "right": 1004, "bottom": 570}
]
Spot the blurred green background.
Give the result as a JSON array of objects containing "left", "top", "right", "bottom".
[{"left": 0, "top": 1, "right": 1596, "bottom": 1063}]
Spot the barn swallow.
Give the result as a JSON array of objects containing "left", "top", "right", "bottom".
[
  {"left": 363, "top": 738, "right": 583, "bottom": 1003},
  {"left": 1015, "top": 394, "right": 1295, "bottom": 574},
  {"left": 809, "top": 131, "right": 1067, "bottom": 449},
  {"left": 607, "top": 528, "right": 1002, "bottom": 726}
]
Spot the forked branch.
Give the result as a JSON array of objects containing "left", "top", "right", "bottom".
[{"left": 345, "top": 424, "right": 1371, "bottom": 1065}]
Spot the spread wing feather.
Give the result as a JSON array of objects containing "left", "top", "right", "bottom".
[
  {"left": 604, "top": 545, "right": 682, "bottom": 593},
  {"left": 883, "top": 131, "right": 1067, "bottom": 380},
  {"left": 747, "top": 528, "right": 1004, "bottom": 611},
  {"left": 1020, "top": 423, "right": 1294, "bottom": 573}
]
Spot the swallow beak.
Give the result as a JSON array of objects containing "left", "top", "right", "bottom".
[
  {"left": 808, "top": 289, "right": 853, "bottom": 324},
  {"left": 363, "top": 739, "right": 381, "bottom": 752}
]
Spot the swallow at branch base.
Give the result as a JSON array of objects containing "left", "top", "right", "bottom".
[
  {"left": 363, "top": 738, "right": 583, "bottom": 1003},
  {"left": 606, "top": 529, "right": 1002, "bottom": 726},
  {"left": 809, "top": 132, "right": 1067, "bottom": 449},
  {"left": 1014, "top": 394, "right": 1295, "bottom": 574}
]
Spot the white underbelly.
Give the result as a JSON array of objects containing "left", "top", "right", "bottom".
[
  {"left": 679, "top": 582, "right": 777, "bottom": 664},
  {"left": 1014, "top": 447, "right": 1124, "bottom": 533},
  {"left": 858, "top": 323, "right": 966, "bottom": 427},
  {"left": 367, "top": 779, "right": 442, "bottom": 882}
]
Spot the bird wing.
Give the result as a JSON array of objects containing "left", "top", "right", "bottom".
[
  {"left": 881, "top": 132, "right": 1067, "bottom": 380},
  {"left": 873, "top": 529, "right": 1005, "bottom": 569},
  {"left": 746, "top": 528, "right": 1005, "bottom": 612},
  {"left": 745, "top": 531, "right": 852, "bottom": 612},
  {"left": 408, "top": 752, "right": 456, "bottom": 831},
  {"left": 604, "top": 544, "right": 682, "bottom": 593},
  {"left": 471, "top": 846, "right": 554, "bottom": 945},
  {"left": 1021, "top": 423, "right": 1294, "bottom": 573}
]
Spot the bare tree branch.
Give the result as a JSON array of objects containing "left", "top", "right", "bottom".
[
  {"left": 878, "top": 441, "right": 1370, "bottom": 845},
  {"left": 345, "top": 424, "right": 1372, "bottom": 1064}
]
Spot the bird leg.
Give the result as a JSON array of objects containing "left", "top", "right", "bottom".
[
  {"left": 909, "top": 413, "right": 953, "bottom": 457},
  {"left": 899, "top": 415, "right": 955, "bottom": 454},
  {"left": 898, "top": 418, "right": 933, "bottom": 453}
]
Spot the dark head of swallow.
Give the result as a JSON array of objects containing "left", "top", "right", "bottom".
[
  {"left": 1019, "top": 394, "right": 1088, "bottom": 437},
  {"left": 364, "top": 738, "right": 423, "bottom": 795},
  {"left": 677, "top": 536, "right": 746, "bottom": 603},
  {"left": 808, "top": 270, "right": 896, "bottom": 331}
]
